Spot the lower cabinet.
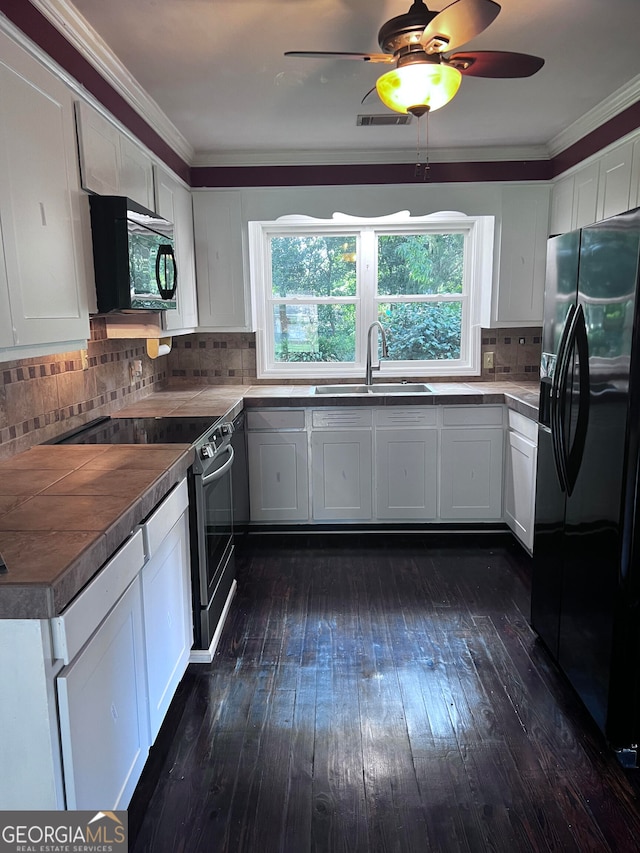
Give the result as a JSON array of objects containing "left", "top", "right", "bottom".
[
  {"left": 246, "top": 405, "right": 508, "bottom": 526},
  {"left": 54, "top": 479, "right": 192, "bottom": 810},
  {"left": 374, "top": 408, "right": 438, "bottom": 520},
  {"left": 504, "top": 409, "right": 538, "bottom": 551},
  {"left": 56, "top": 576, "right": 149, "bottom": 810}
]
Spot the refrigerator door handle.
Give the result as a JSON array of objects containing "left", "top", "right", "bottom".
[
  {"left": 565, "top": 304, "right": 590, "bottom": 496},
  {"left": 551, "top": 303, "right": 576, "bottom": 493}
]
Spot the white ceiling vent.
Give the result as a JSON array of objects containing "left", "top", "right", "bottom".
[{"left": 357, "top": 114, "right": 412, "bottom": 126}]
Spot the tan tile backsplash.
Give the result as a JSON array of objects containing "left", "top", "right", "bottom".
[
  {"left": 0, "top": 320, "right": 167, "bottom": 460},
  {"left": 0, "top": 325, "right": 541, "bottom": 459},
  {"left": 166, "top": 328, "right": 541, "bottom": 386}
]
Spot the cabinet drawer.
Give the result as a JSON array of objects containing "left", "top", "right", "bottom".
[
  {"left": 374, "top": 408, "right": 437, "bottom": 428},
  {"left": 442, "top": 405, "right": 504, "bottom": 427},
  {"left": 508, "top": 409, "right": 538, "bottom": 443},
  {"left": 246, "top": 409, "right": 306, "bottom": 430},
  {"left": 51, "top": 529, "right": 145, "bottom": 664},
  {"left": 143, "top": 478, "right": 189, "bottom": 558},
  {"left": 312, "top": 408, "right": 372, "bottom": 429}
]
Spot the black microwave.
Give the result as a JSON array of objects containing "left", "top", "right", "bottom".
[{"left": 89, "top": 195, "right": 178, "bottom": 312}]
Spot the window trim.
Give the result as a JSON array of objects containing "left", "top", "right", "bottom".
[{"left": 248, "top": 211, "right": 494, "bottom": 379}]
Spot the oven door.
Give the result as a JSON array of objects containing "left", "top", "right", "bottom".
[{"left": 196, "top": 444, "right": 234, "bottom": 605}]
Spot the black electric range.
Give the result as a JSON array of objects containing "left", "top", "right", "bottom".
[{"left": 52, "top": 416, "right": 219, "bottom": 447}]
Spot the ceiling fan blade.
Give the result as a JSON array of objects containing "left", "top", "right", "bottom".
[
  {"left": 284, "top": 51, "right": 394, "bottom": 64},
  {"left": 420, "top": 0, "right": 501, "bottom": 54},
  {"left": 446, "top": 50, "right": 544, "bottom": 78}
]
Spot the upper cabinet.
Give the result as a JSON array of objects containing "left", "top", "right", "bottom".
[
  {"left": 193, "top": 190, "right": 252, "bottom": 331},
  {"left": 75, "top": 100, "right": 155, "bottom": 211},
  {"left": 550, "top": 136, "right": 640, "bottom": 236},
  {"left": 0, "top": 30, "right": 90, "bottom": 359},
  {"left": 493, "top": 185, "right": 550, "bottom": 327},
  {"left": 154, "top": 167, "right": 198, "bottom": 332}
]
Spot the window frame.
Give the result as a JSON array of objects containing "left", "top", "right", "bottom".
[{"left": 248, "top": 211, "right": 494, "bottom": 379}]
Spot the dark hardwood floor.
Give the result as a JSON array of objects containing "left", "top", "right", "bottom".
[{"left": 129, "top": 532, "right": 640, "bottom": 852}]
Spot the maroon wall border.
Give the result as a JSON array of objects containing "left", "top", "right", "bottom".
[{"left": 2, "top": 1, "right": 639, "bottom": 189}]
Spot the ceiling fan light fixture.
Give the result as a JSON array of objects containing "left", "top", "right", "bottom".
[{"left": 376, "top": 62, "right": 462, "bottom": 115}]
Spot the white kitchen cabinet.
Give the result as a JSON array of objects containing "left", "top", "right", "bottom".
[
  {"left": 311, "top": 409, "right": 372, "bottom": 521},
  {"left": 493, "top": 185, "right": 550, "bottom": 326},
  {"left": 247, "top": 409, "right": 308, "bottom": 522},
  {"left": 141, "top": 480, "right": 193, "bottom": 741},
  {"left": 193, "top": 190, "right": 252, "bottom": 330},
  {"left": 374, "top": 408, "right": 438, "bottom": 520},
  {"left": 630, "top": 137, "right": 640, "bottom": 210},
  {"left": 0, "top": 32, "right": 90, "bottom": 358},
  {"left": 155, "top": 166, "right": 198, "bottom": 332},
  {"left": 57, "top": 575, "right": 149, "bottom": 810},
  {"left": 549, "top": 175, "right": 575, "bottom": 236},
  {"left": 440, "top": 406, "right": 504, "bottom": 520},
  {"left": 504, "top": 410, "right": 538, "bottom": 552},
  {"left": 596, "top": 140, "right": 634, "bottom": 222},
  {"left": 572, "top": 162, "right": 601, "bottom": 230},
  {"left": 75, "top": 99, "right": 155, "bottom": 210}
]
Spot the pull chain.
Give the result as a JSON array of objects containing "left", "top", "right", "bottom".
[{"left": 414, "top": 108, "right": 431, "bottom": 182}]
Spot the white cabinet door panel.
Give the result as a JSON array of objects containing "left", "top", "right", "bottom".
[
  {"left": 376, "top": 429, "right": 437, "bottom": 519},
  {"left": 504, "top": 429, "right": 537, "bottom": 552},
  {"left": 596, "top": 141, "right": 633, "bottom": 222},
  {"left": 57, "top": 577, "right": 149, "bottom": 810},
  {"left": 141, "top": 510, "right": 192, "bottom": 741},
  {"left": 311, "top": 430, "right": 372, "bottom": 520},
  {"left": 440, "top": 428, "right": 503, "bottom": 519},
  {"left": 248, "top": 431, "right": 309, "bottom": 521}
]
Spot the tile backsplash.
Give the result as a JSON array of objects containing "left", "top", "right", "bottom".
[
  {"left": 0, "top": 320, "right": 167, "bottom": 459},
  {"left": 0, "top": 325, "right": 541, "bottom": 459},
  {"left": 166, "top": 328, "right": 542, "bottom": 385}
]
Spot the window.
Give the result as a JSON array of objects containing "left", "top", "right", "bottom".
[{"left": 248, "top": 211, "right": 494, "bottom": 379}]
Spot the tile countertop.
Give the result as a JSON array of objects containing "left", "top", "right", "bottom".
[
  {"left": 110, "top": 381, "right": 541, "bottom": 422},
  {"left": 0, "top": 380, "right": 539, "bottom": 620},
  {"left": 0, "top": 444, "right": 194, "bottom": 619}
]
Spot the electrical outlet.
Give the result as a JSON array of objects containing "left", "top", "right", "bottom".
[
  {"left": 483, "top": 351, "right": 495, "bottom": 369},
  {"left": 129, "top": 359, "right": 143, "bottom": 383}
]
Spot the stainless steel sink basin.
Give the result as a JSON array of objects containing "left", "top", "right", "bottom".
[{"left": 313, "top": 383, "right": 432, "bottom": 395}]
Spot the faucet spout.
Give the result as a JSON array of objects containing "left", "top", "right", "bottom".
[{"left": 365, "top": 321, "right": 389, "bottom": 386}]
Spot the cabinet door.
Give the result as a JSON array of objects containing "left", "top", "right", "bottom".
[
  {"left": 193, "top": 190, "right": 250, "bottom": 330},
  {"left": 75, "top": 99, "right": 120, "bottom": 195},
  {"left": 155, "top": 167, "right": 198, "bottom": 331},
  {"left": 572, "top": 162, "right": 600, "bottom": 229},
  {"left": 57, "top": 577, "right": 149, "bottom": 810},
  {"left": 596, "top": 141, "right": 633, "bottom": 222},
  {"left": 311, "top": 430, "right": 372, "bottom": 521},
  {"left": 549, "top": 175, "right": 575, "bottom": 236},
  {"left": 495, "top": 185, "right": 549, "bottom": 325},
  {"left": 248, "top": 431, "right": 309, "bottom": 521},
  {"left": 440, "top": 428, "right": 503, "bottom": 519},
  {"left": 0, "top": 37, "right": 89, "bottom": 349},
  {"left": 119, "top": 134, "right": 155, "bottom": 210},
  {"left": 504, "top": 429, "right": 537, "bottom": 551},
  {"left": 141, "top": 510, "right": 192, "bottom": 741},
  {"left": 376, "top": 428, "right": 438, "bottom": 520}
]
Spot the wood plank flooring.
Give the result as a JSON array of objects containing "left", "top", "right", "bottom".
[{"left": 129, "top": 533, "right": 640, "bottom": 852}]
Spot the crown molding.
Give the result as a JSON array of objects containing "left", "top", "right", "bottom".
[
  {"left": 28, "top": 0, "right": 194, "bottom": 165},
  {"left": 547, "top": 74, "right": 640, "bottom": 159},
  {"left": 191, "top": 144, "right": 550, "bottom": 168}
]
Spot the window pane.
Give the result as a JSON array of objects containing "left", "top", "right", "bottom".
[
  {"left": 377, "top": 233, "right": 464, "bottom": 296},
  {"left": 271, "top": 235, "right": 357, "bottom": 297},
  {"left": 379, "top": 302, "right": 462, "bottom": 360},
  {"left": 273, "top": 304, "right": 356, "bottom": 362}
]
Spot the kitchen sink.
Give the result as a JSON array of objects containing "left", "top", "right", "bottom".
[{"left": 313, "top": 383, "right": 432, "bottom": 395}]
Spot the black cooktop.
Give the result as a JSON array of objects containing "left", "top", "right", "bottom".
[{"left": 54, "top": 416, "right": 217, "bottom": 446}]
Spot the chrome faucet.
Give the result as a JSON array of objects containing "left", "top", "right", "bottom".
[{"left": 365, "top": 321, "right": 389, "bottom": 386}]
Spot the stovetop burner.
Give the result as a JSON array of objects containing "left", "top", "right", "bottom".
[{"left": 52, "top": 416, "right": 218, "bottom": 446}]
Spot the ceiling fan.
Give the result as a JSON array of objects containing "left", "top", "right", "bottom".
[{"left": 285, "top": 0, "right": 544, "bottom": 117}]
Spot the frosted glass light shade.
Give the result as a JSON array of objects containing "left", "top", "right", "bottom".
[{"left": 376, "top": 63, "right": 462, "bottom": 115}]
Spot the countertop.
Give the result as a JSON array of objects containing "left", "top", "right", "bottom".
[
  {"left": 0, "top": 379, "right": 539, "bottom": 620},
  {"left": 0, "top": 444, "right": 194, "bottom": 619}
]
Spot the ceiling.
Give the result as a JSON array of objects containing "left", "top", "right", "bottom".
[{"left": 55, "top": 0, "right": 640, "bottom": 166}]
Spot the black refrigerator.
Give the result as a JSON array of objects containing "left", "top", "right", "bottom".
[{"left": 532, "top": 206, "right": 640, "bottom": 762}]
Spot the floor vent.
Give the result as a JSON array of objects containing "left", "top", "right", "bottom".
[{"left": 357, "top": 114, "right": 412, "bottom": 126}]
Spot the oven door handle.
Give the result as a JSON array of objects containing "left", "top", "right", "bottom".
[{"left": 200, "top": 445, "right": 234, "bottom": 485}]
